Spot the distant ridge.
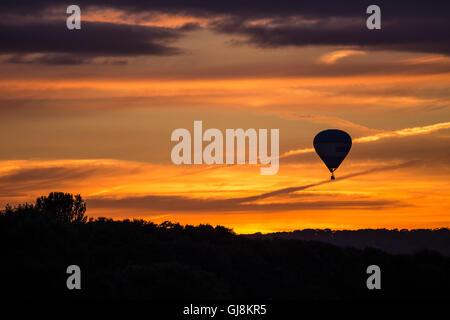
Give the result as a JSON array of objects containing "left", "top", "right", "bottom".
[{"left": 243, "top": 228, "right": 450, "bottom": 256}]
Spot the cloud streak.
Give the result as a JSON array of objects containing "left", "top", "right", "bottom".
[
  {"left": 235, "top": 161, "right": 419, "bottom": 202},
  {"left": 354, "top": 122, "right": 450, "bottom": 143},
  {"left": 0, "top": 159, "right": 143, "bottom": 196},
  {"left": 88, "top": 161, "right": 415, "bottom": 213},
  {"left": 318, "top": 50, "right": 366, "bottom": 64},
  {"left": 282, "top": 121, "right": 450, "bottom": 158}
]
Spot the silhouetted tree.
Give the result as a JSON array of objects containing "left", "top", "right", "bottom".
[
  {"left": 1, "top": 194, "right": 450, "bottom": 299},
  {"left": 35, "top": 192, "right": 87, "bottom": 223}
]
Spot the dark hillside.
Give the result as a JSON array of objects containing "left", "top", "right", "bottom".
[
  {"left": 244, "top": 228, "right": 450, "bottom": 256},
  {"left": 1, "top": 193, "right": 449, "bottom": 299}
]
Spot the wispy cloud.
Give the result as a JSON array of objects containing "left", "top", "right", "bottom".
[
  {"left": 87, "top": 161, "right": 417, "bottom": 215},
  {"left": 236, "top": 161, "right": 419, "bottom": 202},
  {"left": 276, "top": 112, "right": 378, "bottom": 136},
  {"left": 318, "top": 50, "right": 366, "bottom": 64},
  {"left": 282, "top": 121, "right": 450, "bottom": 158},
  {"left": 399, "top": 55, "right": 450, "bottom": 65},
  {"left": 354, "top": 122, "right": 450, "bottom": 142}
]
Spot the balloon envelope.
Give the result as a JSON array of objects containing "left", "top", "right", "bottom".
[{"left": 313, "top": 129, "right": 352, "bottom": 173}]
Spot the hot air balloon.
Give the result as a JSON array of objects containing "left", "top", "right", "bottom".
[{"left": 313, "top": 129, "right": 352, "bottom": 180}]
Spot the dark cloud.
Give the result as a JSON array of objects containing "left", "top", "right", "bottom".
[
  {"left": 0, "top": 1, "right": 447, "bottom": 19},
  {"left": 210, "top": 15, "right": 450, "bottom": 55},
  {"left": 0, "top": 20, "right": 198, "bottom": 64},
  {"left": 88, "top": 194, "right": 399, "bottom": 213},
  {"left": 0, "top": 1, "right": 449, "bottom": 61}
]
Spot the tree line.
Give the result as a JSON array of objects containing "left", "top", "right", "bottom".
[{"left": 1, "top": 192, "right": 449, "bottom": 299}]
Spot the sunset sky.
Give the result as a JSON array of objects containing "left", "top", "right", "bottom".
[{"left": 1, "top": 1, "right": 449, "bottom": 233}]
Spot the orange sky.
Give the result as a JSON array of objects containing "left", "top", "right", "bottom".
[{"left": 0, "top": 9, "right": 449, "bottom": 233}]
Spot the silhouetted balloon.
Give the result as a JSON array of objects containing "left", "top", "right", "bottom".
[{"left": 313, "top": 129, "right": 352, "bottom": 180}]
